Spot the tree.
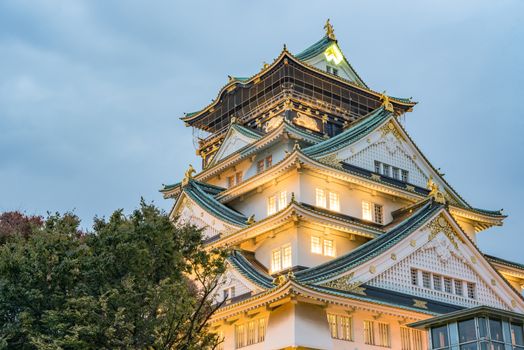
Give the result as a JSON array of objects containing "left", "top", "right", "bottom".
[{"left": 0, "top": 202, "right": 227, "bottom": 350}]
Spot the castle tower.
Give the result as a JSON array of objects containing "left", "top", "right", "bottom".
[{"left": 162, "top": 21, "right": 524, "bottom": 350}]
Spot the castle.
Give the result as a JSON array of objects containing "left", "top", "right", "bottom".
[{"left": 162, "top": 21, "right": 524, "bottom": 350}]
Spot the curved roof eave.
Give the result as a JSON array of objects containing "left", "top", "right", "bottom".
[{"left": 181, "top": 50, "right": 416, "bottom": 125}]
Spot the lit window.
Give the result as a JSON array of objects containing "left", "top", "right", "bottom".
[
  {"left": 271, "top": 249, "right": 282, "bottom": 272},
  {"left": 362, "top": 201, "right": 372, "bottom": 221},
  {"left": 329, "top": 192, "right": 340, "bottom": 212},
  {"left": 377, "top": 322, "right": 390, "bottom": 347},
  {"left": 411, "top": 268, "right": 418, "bottom": 286},
  {"left": 374, "top": 203, "right": 383, "bottom": 224},
  {"left": 323, "top": 239, "right": 335, "bottom": 257},
  {"left": 282, "top": 245, "right": 292, "bottom": 269},
  {"left": 265, "top": 155, "right": 272, "bottom": 168},
  {"left": 327, "top": 314, "right": 352, "bottom": 341},
  {"left": 316, "top": 188, "right": 327, "bottom": 208},
  {"left": 234, "top": 318, "right": 266, "bottom": 348},
  {"left": 364, "top": 320, "right": 375, "bottom": 345},
  {"left": 258, "top": 319, "right": 266, "bottom": 343},
  {"left": 267, "top": 196, "right": 277, "bottom": 215},
  {"left": 467, "top": 282, "right": 476, "bottom": 299},
  {"left": 278, "top": 191, "right": 287, "bottom": 210},
  {"left": 311, "top": 236, "right": 322, "bottom": 254},
  {"left": 235, "top": 324, "right": 246, "bottom": 348},
  {"left": 327, "top": 314, "right": 337, "bottom": 338}
]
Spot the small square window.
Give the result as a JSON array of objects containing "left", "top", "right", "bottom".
[
  {"left": 329, "top": 192, "right": 340, "bottom": 212},
  {"left": 311, "top": 236, "right": 322, "bottom": 254},
  {"left": 265, "top": 155, "right": 272, "bottom": 168},
  {"left": 373, "top": 204, "right": 383, "bottom": 224},
  {"left": 257, "top": 160, "right": 264, "bottom": 173},
  {"left": 362, "top": 201, "right": 372, "bottom": 221},
  {"left": 316, "top": 188, "right": 327, "bottom": 208},
  {"left": 323, "top": 239, "right": 335, "bottom": 257}
]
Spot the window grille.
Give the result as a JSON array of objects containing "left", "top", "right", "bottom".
[
  {"left": 316, "top": 188, "right": 327, "bottom": 208},
  {"left": 364, "top": 320, "right": 375, "bottom": 345},
  {"left": 311, "top": 236, "right": 322, "bottom": 254},
  {"left": 377, "top": 322, "right": 391, "bottom": 347}
]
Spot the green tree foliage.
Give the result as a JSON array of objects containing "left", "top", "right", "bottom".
[{"left": 0, "top": 202, "right": 227, "bottom": 350}]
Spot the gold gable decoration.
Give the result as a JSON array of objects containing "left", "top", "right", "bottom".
[
  {"left": 324, "top": 19, "right": 336, "bottom": 40},
  {"left": 425, "top": 214, "right": 462, "bottom": 250},
  {"left": 182, "top": 164, "right": 196, "bottom": 186},
  {"left": 427, "top": 176, "right": 447, "bottom": 204},
  {"left": 321, "top": 273, "right": 366, "bottom": 295}
]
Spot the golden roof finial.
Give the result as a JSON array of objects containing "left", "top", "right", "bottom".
[
  {"left": 426, "top": 176, "right": 446, "bottom": 204},
  {"left": 324, "top": 19, "right": 336, "bottom": 40},
  {"left": 182, "top": 164, "right": 196, "bottom": 187},
  {"left": 380, "top": 91, "right": 394, "bottom": 112}
]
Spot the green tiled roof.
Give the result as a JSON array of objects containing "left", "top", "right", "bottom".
[
  {"left": 485, "top": 254, "right": 524, "bottom": 270},
  {"left": 303, "top": 106, "right": 392, "bottom": 158},
  {"left": 228, "top": 250, "right": 274, "bottom": 288},
  {"left": 295, "top": 199, "right": 442, "bottom": 284},
  {"left": 182, "top": 180, "right": 247, "bottom": 227},
  {"left": 230, "top": 123, "right": 263, "bottom": 140}
]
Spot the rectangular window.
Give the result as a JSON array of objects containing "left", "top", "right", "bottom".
[
  {"left": 339, "top": 315, "right": 352, "bottom": 341},
  {"left": 444, "top": 277, "right": 453, "bottom": 293},
  {"left": 234, "top": 318, "right": 266, "bottom": 348},
  {"left": 257, "top": 160, "right": 264, "bottom": 173},
  {"left": 327, "top": 314, "right": 337, "bottom": 338},
  {"left": 422, "top": 271, "right": 431, "bottom": 288},
  {"left": 412, "top": 329, "right": 423, "bottom": 350},
  {"left": 433, "top": 274, "right": 442, "bottom": 291},
  {"left": 382, "top": 164, "right": 391, "bottom": 177},
  {"left": 235, "top": 171, "right": 243, "bottom": 184},
  {"left": 258, "top": 318, "right": 266, "bottom": 343},
  {"left": 278, "top": 191, "right": 287, "bottom": 210},
  {"left": 375, "top": 160, "right": 381, "bottom": 173},
  {"left": 374, "top": 203, "right": 383, "bottom": 224},
  {"left": 265, "top": 155, "right": 272, "bottom": 168},
  {"left": 362, "top": 201, "right": 372, "bottom": 221},
  {"left": 223, "top": 286, "right": 235, "bottom": 300},
  {"left": 431, "top": 325, "right": 449, "bottom": 349},
  {"left": 311, "top": 236, "right": 322, "bottom": 254},
  {"left": 400, "top": 327, "right": 412, "bottom": 350},
  {"left": 511, "top": 323, "right": 524, "bottom": 347},
  {"left": 377, "top": 322, "right": 391, "bottom": 347},
  {"left": 323, "top": 239, "right": 335, "bottom": 257},
  {"left": 467, "top": 282, "right": 476, "bottom": 299},
  {"left": 364, "top": 320, "right": 375, "bottom": 345},
  {"left": 235, "top": 324, "right": 246, "bottom": 349},
  {"left": 454, "top": 280, "right": 463, "bottom": 296},
  {"left": 329, "top": 192, "right": 340, "bottom": 212},
  {"left": 401, "top": 170, "right": 409, "bottom": 182},
  {"left": 282, "top": 245, "right": 292, "bottom": 269},
  {"left": 316, "top": 188, "right": 327, "bottom": 208},
  {"left": 392, "top": 167, "right": 400, "bottom": 180},
  {"left": 411, "top": 268, "right": 418, "bottom": 286},
  {"left": 227, "top": 176, "right": 235, "bottom": 188},
  {"left": 271, "top": 249, "right": 282, "bottom": 273},
  {"left": 267, "top": 195, "right": 277, "bottom": 215},
  {"left": 247, "top": 320, "right": 256, "bottom": 345}
]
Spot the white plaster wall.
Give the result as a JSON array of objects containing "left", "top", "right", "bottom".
[
  {"left": 230, "top": 173, "right": 300, "bottom": 222},
  {"left": 296, "top": 224, "right": 366, "bottom": 268},
  {"left": 254, "top": 225, "right": 298, "bottom": 272},
  {"left": 294, "top": 303, "right": 334, "bottom": 349},
  {"left": 299, "top": 172, "right": 407, "bottom": 225}
]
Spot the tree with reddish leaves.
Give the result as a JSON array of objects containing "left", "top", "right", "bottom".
[{"left": 0, "top": 211, "right": 44, "bottom": 243}]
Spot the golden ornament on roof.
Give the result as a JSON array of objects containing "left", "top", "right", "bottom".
[
  {"left": 324, "top": 19, "right": 336, "bottom": 40},
  {"left": 182, "top": 164, "right": 196, "bottom": 186},
  {"left": 380, "top": 92, "right": 394, "bottom": 112}
]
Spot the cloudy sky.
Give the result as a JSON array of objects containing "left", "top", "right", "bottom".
[{"left": 1, "top": 1, "right": 523, "bottom": 260}]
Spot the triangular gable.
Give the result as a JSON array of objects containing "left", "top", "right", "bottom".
[
  {"left": 327, "top": 116, "right": 466, "bottom": 206},
  {"left": 317, "top": 207, "right": 524, "bottom": 312},
  {"left": 295, "top": 36, "right": 366, "bottom": 87},
  {"left": 171, "top": 191, "right": 242, "bottom": 240},
  {"left": 208, "top": 123, "right": 262, "bottom": 167},
  {"left": 214, "top": 265, "right": 265, "bottom": 304}
]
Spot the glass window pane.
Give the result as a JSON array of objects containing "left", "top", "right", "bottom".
[
  {"left": 511, "top": 323, "right": 524, "bottom": 346},
  {"left": 489, "top": 319, "right": 503, "bottom": 342},
  {"left": 478, "top": 317, "right": 488, "bottom": 338},
  {"left": 460, "top": 344, "right": 478, "bottom": 350},
  {"left": 431, "top": 325, "right": 449, "bottom": 348},
  {"left": 458, "top": 318, "right": 477, "bottom": 343}
]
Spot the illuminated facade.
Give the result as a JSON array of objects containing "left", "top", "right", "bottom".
[{"left": 162, "top": 21, "right": 524, "bottom": 350}]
